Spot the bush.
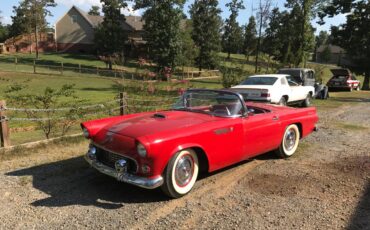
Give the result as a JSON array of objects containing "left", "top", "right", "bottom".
[{"left": 220, "top": 66, "right": 248, "bottom": 88}]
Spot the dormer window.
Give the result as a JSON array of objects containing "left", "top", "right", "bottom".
[{"left": 71, "top": 15, "right": 77, "bottom": 24}]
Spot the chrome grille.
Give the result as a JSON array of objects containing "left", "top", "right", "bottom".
[{"left": 95, "top": 147, "right": 137, "bottom": 173}]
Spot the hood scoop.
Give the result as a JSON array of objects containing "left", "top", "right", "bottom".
[{"left": 152, "top": 113, "right": 167, "bottom": 119}]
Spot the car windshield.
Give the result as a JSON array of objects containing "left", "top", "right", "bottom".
[
  {"left": 240, "top": 77, "right": 278, "bottom": 85},
  {"left": 172, "top": 90, "right": 244, "bottom": 117}
]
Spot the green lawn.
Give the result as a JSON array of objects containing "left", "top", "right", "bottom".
[{"left": 0, "top": 52, "right": 368, "bottom": 146}]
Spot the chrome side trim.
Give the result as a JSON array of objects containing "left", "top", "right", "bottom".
[{"left": 85, "top": 154, "right": 163, "bottom": 189}]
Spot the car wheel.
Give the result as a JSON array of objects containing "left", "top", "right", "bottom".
[
  {"left": 278, "top": 97, "right": 287, "bottom": 106},
  {"left": 302, "top": 94, "right": 312, "bottom": 107},
  {"left": 275, "top": 124, "right": 300, "bottom": 158},
  {"left": 161, "top": 149, "right": 199, "bottom": 198}
]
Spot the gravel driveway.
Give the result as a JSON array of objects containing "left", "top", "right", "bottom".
[{"left": 0, "top": 102, "right": 369, "bottom": 230}]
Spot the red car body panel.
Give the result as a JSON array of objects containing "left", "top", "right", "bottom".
[{"left": 82, "top": 101, "right": 318, "bottom": 179}]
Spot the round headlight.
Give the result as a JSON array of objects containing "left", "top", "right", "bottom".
[
  {"left": 89, "top": 145, "right": 96, "bottom": 154},
  {"left": 137, "top": 143, "right": 147, "bottom": 157},
  {"left": 82, "top": 127, "right": 90, "bottom": 138}
]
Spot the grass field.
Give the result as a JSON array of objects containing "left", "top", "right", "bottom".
[{"left": 0, "top": 52, "right": 368, "bottom": 146}]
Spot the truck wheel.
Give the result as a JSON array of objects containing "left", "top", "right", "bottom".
[
  {"left": 322, "top": 87, "right": 329, "bottom": 99},
  {"left": 161, "top": 149, "right": 199, "bottom": 198},
  {"left": 302, "top": 94, "right": 312, "bottom": 107},
  {"left": 278, "top": 97, "right": 287, "bottom": 106},
  {"left": 275, "top": 124, "right": 300, "bottom": 158}
]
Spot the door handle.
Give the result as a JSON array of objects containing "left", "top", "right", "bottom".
[{"left": 272, "top": 116, "right": 279, "bottom": 121}]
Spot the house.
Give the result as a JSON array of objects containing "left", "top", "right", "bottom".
[
  {"left": 316, "top": 45, "right": 346, "bottom": 65},
  {"left": 0, "top": 43, "right": 4, "bottom": 54},
  {"left": 55, "top": 6, "right": 145, "bottom": 55},
  {"left": 3, "top": 32, "right": 55, "bottom": 54}
]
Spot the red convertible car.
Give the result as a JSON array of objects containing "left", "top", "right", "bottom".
[{"left": 82, "top": 89, "right": 318, "bottom": 198}]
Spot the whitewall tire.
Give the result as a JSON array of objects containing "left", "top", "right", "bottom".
[
  {"left": 161, "top": 149, "right": 199, "bottom": 198},
  {"left": 276, "top": 124, "right": 300, "bottom": 158}
]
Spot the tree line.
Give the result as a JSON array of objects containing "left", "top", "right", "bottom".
[{"left": 1, "top": 0, "right": 369, "bottom": 89}]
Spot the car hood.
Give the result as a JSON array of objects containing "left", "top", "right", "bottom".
[
  {"left": 331, "top": 69, "right": 351, "bottom": 76},
  {"left": 101, "top": 110, "right": 214, "bottom": 138}
]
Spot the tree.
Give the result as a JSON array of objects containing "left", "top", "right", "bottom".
[
  {"left": 88, "top": 5, "right": 101, "bottom": 16},
  {"left": 243, "top": 16, "right": 257, "bottom": 61},
  {"left": 176, "top": 20, "right": 199, "bottom": 72},
  {"left": 190, "top": 0, "right": 222, "bottom": 70},
  {"left": 285, "top": 0, "right": 324, "bottom": 66},
  {"left": 0, "top": 11, "right": 10, "bottom": 42},
  {"left": 135, "top": 0, "right": 186, "bottom": 72},
  {"left": 262, "top": 4, "right": 315, "bottom": 67},
  {"left": 319, "top": 45, "right": 331, "bottom": 63},
  {"left": 95, "top": 0, "right": 130, "bottom": 69},
  {"left": 255, "top": 0, "right": 272, "bottom": 73},
  {"left": 5, "top": 84, "right": 80, "bottom": 139},
  {"left": 263, "top": 8, "right": 281, "bottom": 60},
  {"left": 320, "top": 0, "right": 370, "bottom": 90},
  {"left": 21, "top": 0, "right": 56, "bottom": 58},
  {"left": 9, "top": 2, "right": 30, "bottom": 46},
  {"left": 316, "top": 31, "right": 329, "bottom": 48},
  {"left": 313, "top": 30, "right": 329, "bottom": 61},
  {"left": 222, "top": 0, "right": 245, "bottom": 59}
]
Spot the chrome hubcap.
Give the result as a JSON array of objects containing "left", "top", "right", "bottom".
[
  {"left": 175, "top": 155, "right": 193, "bottom": 187},
  {"left": 284, "top": 129, "right": 296, "bottom": 151}
]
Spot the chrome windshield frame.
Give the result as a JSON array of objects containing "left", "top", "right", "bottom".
[{"left": 173, "top": 89, "right": 248, "bottom": 118}]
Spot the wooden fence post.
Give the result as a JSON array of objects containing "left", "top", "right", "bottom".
[
  {"left": 33, "top": 60, "right": 36, "bottom": 74},
  {"left": 0, "top": 100, "right": 11, "bottom": 148},
  {"left": 61, "top": 62, "right": 64, "bottom": 75},
  {"left": 119, "top": 92, "right": 126, "bottom": 116}
]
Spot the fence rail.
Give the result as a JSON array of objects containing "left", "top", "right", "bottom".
[{"left": 0, "top": 93, "right": 180, "bottom": 148}]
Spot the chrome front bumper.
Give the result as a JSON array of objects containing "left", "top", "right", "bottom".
[{"left": 85, "top": 153, "right": 163, "bottom": 189}]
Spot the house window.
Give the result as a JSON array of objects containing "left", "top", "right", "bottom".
[{"left": 71, "top": 15, "right": 77, "bottom": 24}]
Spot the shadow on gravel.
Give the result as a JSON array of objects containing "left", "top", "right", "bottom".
[
  {"left": 331, "top": 97, "right": 370, "bottom": 103},
  {"left": 5, "top": 151, "right": 280, "bottom": 209},
  {"left": 6, "top": 156, "right": 168, "bottom": 209},
  {"left": 347, "top": 181, "right": 370, "bottom": 230}
]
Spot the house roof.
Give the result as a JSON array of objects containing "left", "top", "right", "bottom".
[
  {"left": 317, "top": 45, "right": 345, "bottom": 54},
  {"left": 57, "top": 6, "right": 144, "bottom": 31}
]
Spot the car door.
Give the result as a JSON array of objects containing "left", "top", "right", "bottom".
[
  {"left": 206, "top": 118, "right": 245, "bottom": 170},
  {"left": 289, "top": 84, "right": 306, "bottom": 102},
  {"left": 242, "top": 112, "right": 283, "bottom": 158}
]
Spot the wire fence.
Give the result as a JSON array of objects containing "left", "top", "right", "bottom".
[
  {"left": 0, "top": 93, "right": 180, "bottom": 148},
  {"left": 0, "top": 56, "right": 222, "bottom": 80}
]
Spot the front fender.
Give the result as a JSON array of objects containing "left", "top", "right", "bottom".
[{"left": 151, "top": 142, "right": 208, "bottom": 177}]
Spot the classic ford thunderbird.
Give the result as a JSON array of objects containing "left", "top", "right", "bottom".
[{"left": 82, "top": 89, "right": 318, "bottom": 198}]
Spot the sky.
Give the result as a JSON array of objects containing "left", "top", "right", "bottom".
[{"left": 0, "top": 0, "right": 346, "bottom": 34}]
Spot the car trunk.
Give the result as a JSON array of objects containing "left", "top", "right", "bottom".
[{"left": 330, "top": 69, "right": 351, "bottom": 76}]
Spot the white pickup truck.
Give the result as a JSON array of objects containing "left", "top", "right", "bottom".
[{"left": 231, "top": 74, "right": 315, "bottom": 107}]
